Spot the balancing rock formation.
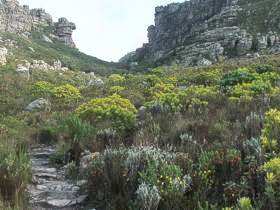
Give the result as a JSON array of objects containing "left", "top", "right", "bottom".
[
  {"left": 0, "top": 0, "right": 76, "bottom": 47},
  {"left": 121, "top": 0, "right": 280, "bottom": 66}
]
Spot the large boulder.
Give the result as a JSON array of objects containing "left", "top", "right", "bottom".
[{"left": 25, "top": 98, "right": 50, "bottom": 112}]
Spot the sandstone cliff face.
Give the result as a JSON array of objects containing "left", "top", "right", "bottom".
[
  {"left": 122, "top": 0, "right": 280, "bottom": 66},
  {"left": 0, "top": 0, "right": 76, "bottom": 48}
]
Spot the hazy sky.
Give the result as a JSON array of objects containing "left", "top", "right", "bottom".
[{"left": 19, "top": 0, "right": 185, "bottom": 62}]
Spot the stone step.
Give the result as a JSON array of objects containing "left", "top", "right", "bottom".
[
  {"left": 32, "top": 167, "right": 57, "bottom": 174},
  {"left": 34, "top": 172, "right": 59, "bottom": 180}
]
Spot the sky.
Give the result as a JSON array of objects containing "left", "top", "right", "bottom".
[{"left": 19, "top": 0, "right": 185, "bottom": 62}]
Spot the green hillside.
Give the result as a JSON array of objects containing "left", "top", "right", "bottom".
[
  {"left": 2, "top": 31, "right": 126, "bottom": 75},
  {"left": 1, "top": 52, "right": 280, "bottom": 209}
]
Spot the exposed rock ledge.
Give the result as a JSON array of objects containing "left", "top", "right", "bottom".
[
  {"left": 0, "top": 0, "right": 76, "bottom": 47},
  {"left": 120, "top": 0, "right": 280, "bottom": 67}
]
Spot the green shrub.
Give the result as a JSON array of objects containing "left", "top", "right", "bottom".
[
  {"left": 254, "top": 64, "right": 275, "bottom": 74},
  {"left": 221, "top": 68, "right": 257, "bottom": 90},
  {"left": 75, "top": 94, "right": 137, "bottom": 130},
  {"left": 0, "top": 141, "right": 30, "bottom": 205},
  {"left": 238, "top": 197, "right": 254, "bottom": 210}
]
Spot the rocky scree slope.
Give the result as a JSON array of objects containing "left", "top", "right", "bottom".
[{"left": 121, "top": 0, "right": 280, "bottom": 67}]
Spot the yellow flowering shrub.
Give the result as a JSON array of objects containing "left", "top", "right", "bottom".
[
  {"left": 75, "top": 94, "right": 137, "bottom": 130},
  {"left": 263, "top": 157, "right": 280, "bottom": 184},
  {"left": 238, "top": 197, "right": 254, "bottom": 210},
  {"left": 185, "top": 68, "right": 223, "bottom": 85},
  {"left": 109, "top": 86, "right": 125, "bottom": 94},
  {"left": 109, "top": 74, "right": 125, "bottom": 83},
  {"left": 32, "top": 81, "right": 54, "bottom": 96},
  {"left": 262, "top": 156, "right": 280, "bottom": 205},
  {"left": 150, "top": 82, "right": 175, "bottom": 96},
  {"left": 53, "top": 84, "right": 81, "bottom": 101},
  {"left": 231, "top": 79, "right": 272, "bottom": 99},
  {"left": 261, "top": 109, "right": 280, "bottom": 153}
]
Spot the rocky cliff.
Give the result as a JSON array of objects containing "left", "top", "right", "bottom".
[
  {"left": 121, "top": 0, "right": 280, "bottom": 66},
  {"left": 0, "top": 0, "right": 76, "bottom": 47}
]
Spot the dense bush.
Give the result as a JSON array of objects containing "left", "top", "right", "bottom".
[
  {"left": 52, "top": 84, "right": 81, "bottom": 101},
  {"left": 75, "top": 94, "right": 137, "bottom": 130},
  {"left": 221, "top": 68, "right": 257, "bottom": 90}
]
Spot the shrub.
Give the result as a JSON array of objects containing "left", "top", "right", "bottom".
[
  {"left": 254, "top": 64, "right": 275, "bottom": 74},
  {"left": 32, "top": 81, "right": 54, "bottom": 97},
  {"left": 262, "top": 157, "right": 280, "bottom": 208},
  {"left": 60, "top": 115, "right": 95, "bottom": 165},
  {"left": 263, "top": 157, "right": 280, "bottom": 183},
  {"left": 109, "top": 85, "right": 125, "bottom": 94},
  {"left": 230, "top": 79, "right": 272, "bottom": 101},
  {"left": 135, "top": 183, "right": 161, "bottom": 210},
  {"left": 221, "top": 68, "right": 257, "bottom": 90},
  {"left": 109, "top": 74, "right": 125, "bottom": 83},
  {"left": 75, "top": 94, "right": 137, "bottom": 130},
  {"left": 184, "top": 68, "right": 223, "bottom": 86},
  {"left": 139, "top": 161, "right": 190, "bottom": 209},
  {"left": 261, "top": 109, "right": 280, "bottom": 153},
  {"left": 238, "top": 197, "right": 254, "bottom": 210},
  {"left": 53, "top": 84, "right": 81, "bottom": 101}
]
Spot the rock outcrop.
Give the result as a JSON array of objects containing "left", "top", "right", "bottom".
[
  {"left": 55, "top": 18, "right": 76, "bottom": 48},
  {"left": 0, "top": 0, "right": 76, "bottom": 47},
  {"left": 121, "top": 0, "right": 280, "bottom": 66}
]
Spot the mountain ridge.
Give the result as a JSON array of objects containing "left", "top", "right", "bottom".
[{"left": 121, "top": 0, "right": 280, "bottom": 67}]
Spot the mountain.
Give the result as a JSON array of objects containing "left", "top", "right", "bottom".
[
  {"left": 121, "top": 0, "right": 280, "bottom": 67},
  {"left": 0, "top": 0, "right": 125, "bottom": 75}
]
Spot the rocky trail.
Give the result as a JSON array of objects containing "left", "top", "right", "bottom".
[{"left": 27, "top": 145, "right": 88, "bottom": 210}]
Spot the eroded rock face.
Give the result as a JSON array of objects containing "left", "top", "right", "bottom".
[
  {"left": 55, "top": 18, "right": 76, "bottom": 48},
  {"left": 0, "top": 0, "right": 76, "bottom": 48},
  {"left": 125, "top": 0, "right": 280, "bottom": 66}
]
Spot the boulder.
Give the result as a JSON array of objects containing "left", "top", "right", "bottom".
[
  {"left": 87, "top": 78, "right": 104, "bottom": 87},
  {"left": 25, "top": 98, "right": 50, "bottom": 112},
  {"left": 197, "top": 58, "right": 212, "bottom": 66},
  {"left": 16, "top": 64, "right": 30, "bottom": 80},
  {"left": 53, "top": 60, "right": 62, "bottom": 69},
  {"left": 42, "top": 34, "right": 53, "bottom": 43},
  {"left": 0, "top": 47, "right": 8, "bottom": 65}
]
